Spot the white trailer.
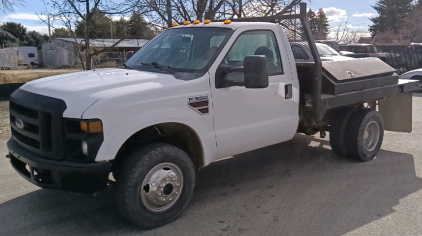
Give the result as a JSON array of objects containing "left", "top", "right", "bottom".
[
  {"left": 0, "top": 47, "right": 38, "bottom": 68},
  {"left": 16, "top": 47, "right": 38, "bottom": 65}
]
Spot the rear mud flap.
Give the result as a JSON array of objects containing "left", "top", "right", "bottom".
[{"left": 379, "top": 92, "right": 412, "bottom": 133}]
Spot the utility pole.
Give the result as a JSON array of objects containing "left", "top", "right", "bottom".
[
  {"left": 48, "top": 15, "right": 51, "bottom": 38},
  {"left": 110, "top": 21, "right": 114, "bottom": 43}
]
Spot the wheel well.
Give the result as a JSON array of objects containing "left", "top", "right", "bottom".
[
  {"left": 112, "top": 123, "right": 204, "bottom": 172},
  {"left": 410, "top": 75, "right": 422, "bottom": 80}
]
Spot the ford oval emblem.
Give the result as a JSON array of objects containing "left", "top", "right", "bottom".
[{"left": 15, "top": 118, "right": 24, "bottom": 130}]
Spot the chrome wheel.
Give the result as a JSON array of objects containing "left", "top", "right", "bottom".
[
  {"left": 363, "top": 121, "right": 380, "bottom": 152},
  {"left": 140, "top": 163, "right": 183, "bottom": 212}
]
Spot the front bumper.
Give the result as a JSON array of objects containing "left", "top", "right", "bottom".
[{"left": 7, "top": 139, "right": 111, "bottom": 193}]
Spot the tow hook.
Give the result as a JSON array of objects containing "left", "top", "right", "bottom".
[
  {"left": 320, "top": 131, "right": 326, "bottom": 139},
  {"left": 6, "top": 154, "right": 10, "bottom": 159}
]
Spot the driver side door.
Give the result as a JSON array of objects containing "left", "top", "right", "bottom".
[{"left": 210, "top": 29, "right": 299, "bottom": 159}]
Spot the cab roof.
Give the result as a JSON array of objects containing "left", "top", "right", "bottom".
[{"left": 169, "top": 21, "right": 277, "bottom": 30}]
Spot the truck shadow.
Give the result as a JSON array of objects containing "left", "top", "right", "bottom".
[{"left": 1, "top": 134, "right": 422, "bottom": 236}]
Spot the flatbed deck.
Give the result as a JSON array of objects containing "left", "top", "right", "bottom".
[{"left": 223, "top": 3, "right": 422, "bottom": 124}]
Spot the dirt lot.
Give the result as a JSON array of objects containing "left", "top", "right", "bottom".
[{"left": 0, "top": 68, "right": 81, "bottom": 84}]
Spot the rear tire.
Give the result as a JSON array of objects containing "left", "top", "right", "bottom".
[
  {"left": 345, "top": 109, "right": 384, "bottom": 162},
  {"left": 329, "top": 107, "right": 357, "bottom": 157},
  {"left": 116, "top": 143, "right": 196, "bottom": 228}
]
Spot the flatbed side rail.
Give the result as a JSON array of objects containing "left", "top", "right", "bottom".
[{"left": 320, "top": 79, "right": 420, "bottom": 119}]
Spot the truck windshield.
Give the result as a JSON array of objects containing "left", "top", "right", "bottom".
[
  {"left": 126, "top": 27, "right": 232, "bottom": 73},
  {"left": 316, "top": 43, "right": 340, "bottom": 56}
]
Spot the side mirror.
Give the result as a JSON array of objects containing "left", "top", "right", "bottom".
[{"left": 243, "top": 55, "right": 269, "bottom": 89}]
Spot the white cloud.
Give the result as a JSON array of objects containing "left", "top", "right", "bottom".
[
  {"left": 26, "top": 25, "right": 65, "bottom": 35},
  {"left": 26, "top": 25, "right": 49, "bottom": 34},
  {"left": 111, "top": 16, "right": 130, "bottom": 21},
  {"left": 330, "top": 24, "right": 365, "bottom": 31},
  {"left": 353, "top": 13, "right": 376, "bottom": 18},
  {"left": 7, "top": 13, "right": 48, "bottom": 21},
  {"left": 323, "top": 7, "right": 347, "bottom": 22}
]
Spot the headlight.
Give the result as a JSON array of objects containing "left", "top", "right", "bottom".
[
  {"left": 82, "top": 141, "right": 88, "bottom": 155},
  {"left": 64, "top": 119, "right": 104, "bottom": 162}
]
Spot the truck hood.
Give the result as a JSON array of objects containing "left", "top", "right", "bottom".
[
  {"left": 20, "top": 68, "right": 182, "bottom": 118},
  {"left": 320, "top": 55, "right": 356, "bottom": 62}
]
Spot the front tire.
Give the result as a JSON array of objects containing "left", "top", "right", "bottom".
[
  {"left": 116, "top": 143, "right": 196, "bottom": 228},
  {"left": 345, "top": 109, "right": 384, "bottom": 162}
]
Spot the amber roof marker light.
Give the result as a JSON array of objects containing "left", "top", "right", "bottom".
[
  {"left": 184, "top": 21, "right": 191, "bottom": 25},
  {"left": 204, "top": 19, "right": 211, "bottom": 24},
  {"left": 172, "top": 23, "right": 179, "bottom": 27},
  {"left": 224, "top": 19, "right": 232, "bottom": 24},
  {"left": 193, "top": 20, "right": 201, "bottom": 24}
]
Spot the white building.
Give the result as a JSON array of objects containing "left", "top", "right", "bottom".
[{"left": 41, "top": 38, "right": 149, "bottom": 68}]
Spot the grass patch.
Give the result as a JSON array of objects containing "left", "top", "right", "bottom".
[{"left": 0, "top": 68, "right": 82, "bottom": 84}]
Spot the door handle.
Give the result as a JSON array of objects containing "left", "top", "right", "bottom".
[{"left": 285, "top": 84, "right": 293, "bottom": 99}]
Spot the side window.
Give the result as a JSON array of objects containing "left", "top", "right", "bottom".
[
  {"left": 220, "top": 30, "right": 283, "bottom": 83},
  {"left": 28, "top": 53, "right": 35, "bottom": 58},
  {"left": 291, "top": 45, "right": 310, "bottom": 60}
]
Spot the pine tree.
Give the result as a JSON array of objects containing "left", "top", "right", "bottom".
[
  {"left": 75, "top": 8, "right": 114, "bottom": 39},
  {"left": 369, "top": 0, "right": 413, "bottom": 37},
  {"left": 51, "top": 28, "right": 72, "bottom": 39},
  {"left": 128, "top": 11, "right": 155, "bottom": 39},
  {"left": 25, "top": 31, "right": 47, "bottom": 47},
  {"left": 1, "top": 22, "right": 27, "bottom": 43},
  {"left": 307, "top": 9, "right": 318, "bottom": 36},
  {"left": 316, "top": 9, "right": 330, "bottom": 40},
  {"left": 0, "top": 30, "right": 18, "bottom": 47}
]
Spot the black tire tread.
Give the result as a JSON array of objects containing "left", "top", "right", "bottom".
[
  {"left": 330, "top": 107, "right": 357, "bottom": 157},
  {"left": 116, "top": 143, "right": 195, "bottom": 229},
  {"left": 345, "top": 109, "right": 384, "bottom": 162}
]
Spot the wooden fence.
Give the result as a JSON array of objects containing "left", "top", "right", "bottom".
[{"left": 377, "top": 45, "right": 422, "bottom": 74}]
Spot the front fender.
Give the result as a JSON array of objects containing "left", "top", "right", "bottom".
[{"left": 84, "top": 106, "right": 217, "bottom": 166}]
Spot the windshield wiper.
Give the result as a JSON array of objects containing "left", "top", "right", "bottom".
[
  {"left": 121, "top": 62, "right": 132, "bottom": 69},
  {"left": 141, "top": 62, "right": 176, "bottom": 74}
]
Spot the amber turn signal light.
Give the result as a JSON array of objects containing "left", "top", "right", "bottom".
[{"left": 81, "top": 120, "right": 103, "bottom": 134}]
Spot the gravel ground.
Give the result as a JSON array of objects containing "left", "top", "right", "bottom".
[
  {"left": 2, "top": 96, "right": 422, "bottom": 236},
  {"left": 0, "top": 101, "right": 10, "bottom": 139}
]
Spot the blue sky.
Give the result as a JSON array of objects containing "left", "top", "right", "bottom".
[{"left": 0, "top": 0, "right": 377, "bottom": 37}]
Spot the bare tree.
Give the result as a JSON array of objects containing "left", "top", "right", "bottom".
[
  {"left": 136, "top": 0, "right": 306, "bottom": 28},
  {"left": 373, "top": 7, "right": 422, "bottom": 45},
  {"left": 40, "top": 0, "right": 140, "bottom": 70},
  {"left": 0, "top": 0, "right": 25, "bottom": 13}
]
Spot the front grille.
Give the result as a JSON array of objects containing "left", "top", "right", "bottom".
[
  {"left": 9, "top": 89, "right": 67, "bottom": 160},
  {"left": 10, "top": 101, "right": 52, "bottom": 153}
]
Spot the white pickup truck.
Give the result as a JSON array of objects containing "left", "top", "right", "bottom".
[{"left": 5, "top": 3, "right": 421, "bottom": 229}]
